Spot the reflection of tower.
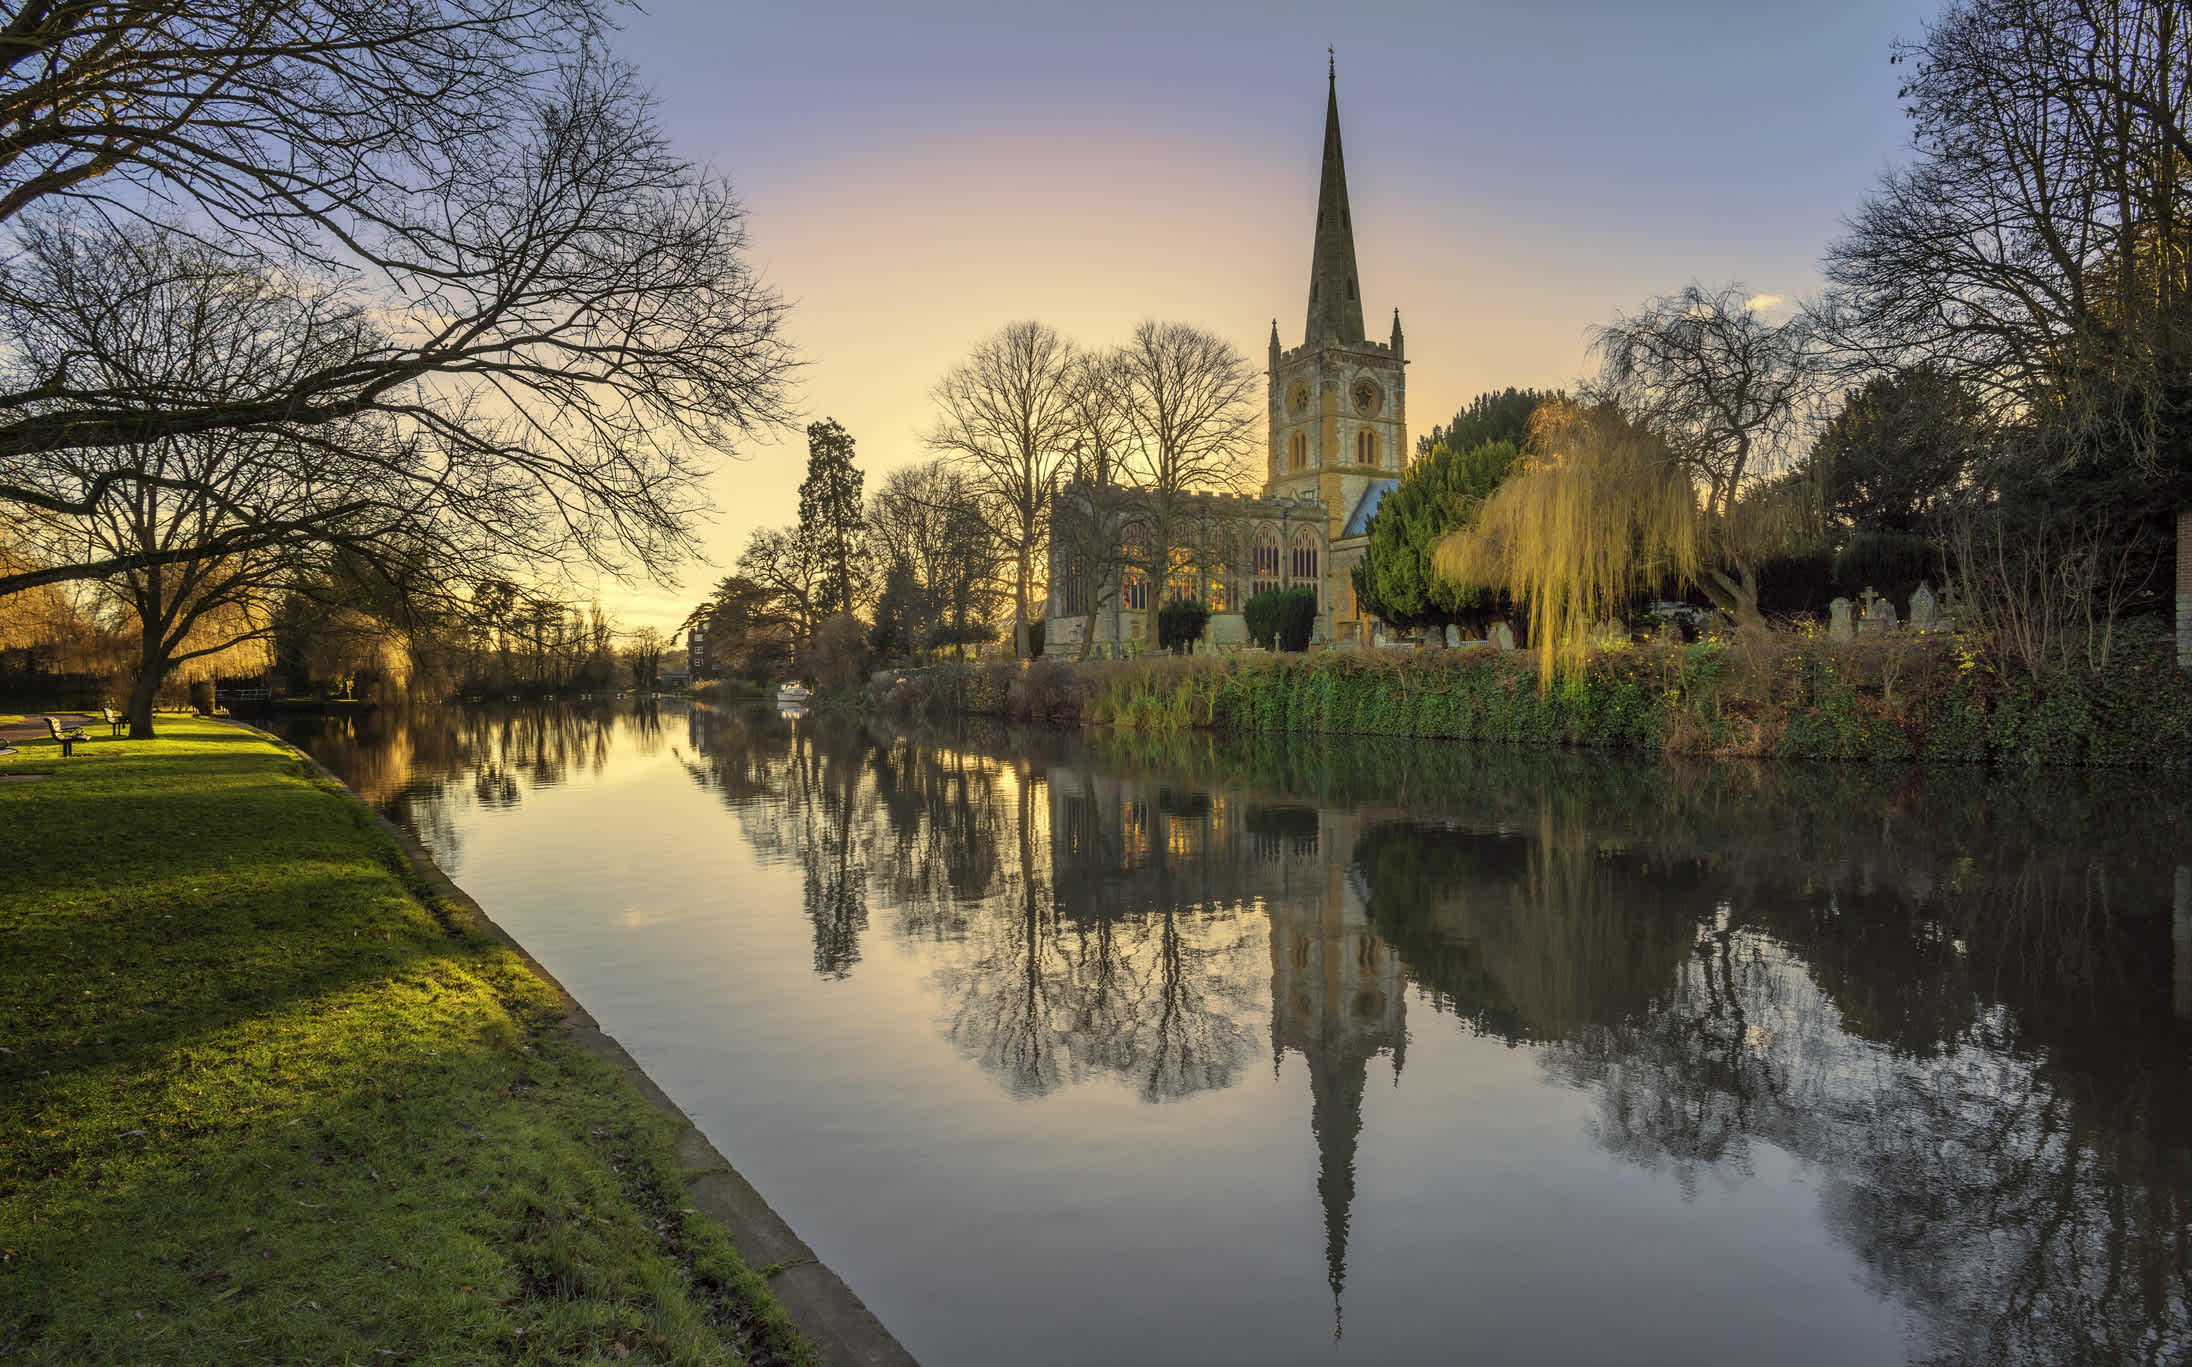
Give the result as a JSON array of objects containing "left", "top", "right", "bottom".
[{"left": 1267, "top": 811, "right": 1406, "bottom": 1338}]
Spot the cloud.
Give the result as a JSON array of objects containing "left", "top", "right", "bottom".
[{"left": 1743, "top": 293, "right": 1786, "bottom": 313}]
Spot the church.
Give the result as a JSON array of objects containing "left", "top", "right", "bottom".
[{"left": 1047, "top": 64, "right": 1411, "bottom": 652}]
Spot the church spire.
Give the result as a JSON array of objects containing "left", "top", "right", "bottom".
[{"left": 1304, "top": 59, "right": 1366, "bottom": 347}]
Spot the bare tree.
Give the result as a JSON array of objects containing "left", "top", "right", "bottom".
[
  {"left": 736, "top": 525, "right": 825, "bottom": 652},
  {"left": 925, "top": 321, "right": 1081, "bottom": 656},
  {"left": 1118, "top": 320, "right": 1259, "bottom": 643},
  {"left": 88, "top": 444, "right": 294, "bottom": 728},
  {"left": 867, "top": 459, "right": 1004, "bottom": 658},
  {"left": 0, "top": 21, "right": 794, "bottom": 599},
  {"left": 625, "top": 625, "right": 667, "bottom": 691},
  {"left": 1051, "top": 349, "right": 1137, "bottom": 657},
  {"left": 1589, "top": 285, "right": 1825, "bottom": 630},
  {"left": 1820, "top": 0, "right": 2190, "bottom": 487}
]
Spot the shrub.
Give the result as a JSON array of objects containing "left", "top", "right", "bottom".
[
  {"left": 798, "top": 614, "right": 872, "bottom": 694},
  {"left": 1009, "top": 658, "right": 1084, "bottom": 723},
  {"left": 1243, "top": 587, "right": 1317, "bottom": 652},
  {"left": 922, "top": 621, "right": 998, "bottom": 658},
  {"left": 1028, "top": 617, "right": 1046, "bottom": 659},
  {"left": 1833, "top": 531, "right": 1939, "bottom": 601},
  {"left": 1156, "top": 598, "right": 1211, "bottom": 654}
]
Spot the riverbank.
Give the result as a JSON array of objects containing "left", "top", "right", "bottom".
[
  {"left": 0, "top": 719, "right": 815, "bottom": 1364},
  {"left": 878, "top": 620, "right": 2191, "bottom": 767}
]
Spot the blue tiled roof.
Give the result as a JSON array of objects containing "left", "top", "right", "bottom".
[{"left": 1340, "top": 479, "right": 1401, "bottom": 539}]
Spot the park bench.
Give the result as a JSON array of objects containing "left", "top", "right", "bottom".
[
  {"left": 101, "top": 706, "right": 124, "bottom": 736},
  {"left": 43, "top": 714, "right": 85, "bottom": 757}
]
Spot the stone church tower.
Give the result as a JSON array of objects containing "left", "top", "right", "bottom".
[{"left": 1265, "top": 61, "right": 1409, "bottom": 538}]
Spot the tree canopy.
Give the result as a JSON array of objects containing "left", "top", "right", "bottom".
[
  {"left": 1821, "top": 0, "right": 2189, "bottom": 507},
  {"left": 1436, "top": 400, "right": 1703, "bottom": 684},
  {"left": 796, "top": 419, "right": 868, "bottom": 621},
  {"left": 0, "top": 2, "right": 794, "bottom": 605},
  {"left": 1417, "top": 388, "right": 1553, "bottom": 459},
  {"left": 1809, "top": 364, "right": 1981, "bottom": 538}
]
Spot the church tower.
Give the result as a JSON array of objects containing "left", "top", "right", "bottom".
[{"left": 1265, "top": 60, "right": 1409, "bottom": 534}]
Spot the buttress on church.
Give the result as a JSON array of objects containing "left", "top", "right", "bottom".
[{"left": 1047, "top": 66, "right": 1411, "bottom": 653}]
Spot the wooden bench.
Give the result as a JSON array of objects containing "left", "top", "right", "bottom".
[
  {"left": 101, "top": 706, "right": 125, "bottom": 737},
  {"left": 43, "top": 714, "right": 85, "bottom": 757}
]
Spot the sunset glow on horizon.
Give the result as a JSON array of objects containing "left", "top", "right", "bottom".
[{"left": 592, "top": 0, "right": 1939, "bottom": 631}]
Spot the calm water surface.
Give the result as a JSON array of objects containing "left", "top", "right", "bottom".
[{"left": 283, "top": 702, "right": 2192, "bottom": 1367}]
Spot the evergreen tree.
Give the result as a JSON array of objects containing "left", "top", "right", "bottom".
[
  {"left": 796, "top": 419, "right": 869, "bottom": 618},
  {"left": 1417, "top": 388, "right": 1553, "bottom": 458},
  {"left": 1353, "top": 438, "right": 1519, "bottom": 632},
  {"left": 869, "top": 557, "right": 922, "bottom": 660},
  {"left": 1809, "top": 364, "right": 1979, "bottom": 538}
]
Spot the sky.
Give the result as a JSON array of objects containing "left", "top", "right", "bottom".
[{"left": 591, "top": 0, "right": 1942, "bottom": 633}]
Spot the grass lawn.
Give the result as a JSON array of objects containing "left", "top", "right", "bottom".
[{"left": 0, "top": 719, "right": 811, "bottom": 1364}]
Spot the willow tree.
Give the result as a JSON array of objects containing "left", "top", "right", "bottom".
[{"left": 1436, "top": 400, "right": 1700, "bottom": 684}]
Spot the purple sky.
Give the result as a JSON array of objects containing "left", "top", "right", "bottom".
[{"left": 595, "top": 0, "right": 1940, "bottom": 630}]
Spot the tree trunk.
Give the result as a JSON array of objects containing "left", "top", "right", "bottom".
[
  {"left": 126, "top": 625, "right": 164, "bottom": 740},
  {"left": 1701, "top": 562, "right": 1768, "bottom": 637},
  {"left": 1076, "top": 601, "right": 1100, "bottom": 661},
  {"left": 1014, "top": 543, "right": 1032, "bottom": 659}
]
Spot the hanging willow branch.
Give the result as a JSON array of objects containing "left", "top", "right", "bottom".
[{"left": 1434, "top": 399, "right": 1701, "bottom": 688}]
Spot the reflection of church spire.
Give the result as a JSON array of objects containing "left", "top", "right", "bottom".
[
  {"left": 1265, "top": 815, "right": 1407, "bottom": 1342},
  {"left": 1311, "top": 1047, "right": 1368, "bottom": 1338}
]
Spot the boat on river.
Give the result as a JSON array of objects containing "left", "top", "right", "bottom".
[{"left": 775, "top": 682, "right": 810, "bottom": 706}]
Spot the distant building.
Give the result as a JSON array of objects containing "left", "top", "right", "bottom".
[{"left": 1048, "top": 64, "right": 1408, "bottom": 652}]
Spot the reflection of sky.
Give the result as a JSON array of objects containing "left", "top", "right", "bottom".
[
  {"left": 584, "top": 1, "right": 1934, "bottom": 629},
  {"left": 291, "top": 708, "right": 2190, "bottom": 1366}
]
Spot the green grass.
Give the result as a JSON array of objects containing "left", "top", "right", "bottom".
[{"left": 0, "top": 720, "right": 811, "bottom": 1365}]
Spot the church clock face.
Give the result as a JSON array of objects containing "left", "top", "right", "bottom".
[{"left": 1352, "top": 380, "right": 1380, "bottom": 415}]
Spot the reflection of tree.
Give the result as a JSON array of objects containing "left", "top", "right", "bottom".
[
  {"left": 1352, "top": 773, "right": 2191, "bottom": 1367},
  {"left": 280, "top": 701, "right": 629, "bottom": 869},
  {"left": 297, "top": 703, "right": 2189, "bottom": 1363},
  {"left": 1549, "top": 928, "right": 2187, "bottom": 1366},
  {"left": 779, "top": 720, "right": 875, "bottom": 980},
  {"left": 937, "top": 767, "right": 1263, "bottom": 1102}
]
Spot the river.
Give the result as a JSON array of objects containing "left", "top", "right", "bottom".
[{"left": 281, "top": 700, "right": 2191, "bottom": 1366}]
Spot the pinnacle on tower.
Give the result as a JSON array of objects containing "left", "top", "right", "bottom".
[{"left": 1303, "top": 61, "right": 1366, "bottom": 347}]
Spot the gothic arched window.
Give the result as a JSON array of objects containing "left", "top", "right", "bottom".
[
  {"left": 1289, "top": 430, "right": 1307, "bottom": 471},
  {"left": 1356, "top": 429, "right": 1376, "bottom": 465},
  {"left": 1290, "top": 528, "right": 1320, "bottom": 605},
  {"left": 1252, "top": 526, "right": 1281, "bottom": 599}
]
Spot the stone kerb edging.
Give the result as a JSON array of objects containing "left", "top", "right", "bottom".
[{"left": 232, "top": 721, "right": 919, "bottom": 1367}]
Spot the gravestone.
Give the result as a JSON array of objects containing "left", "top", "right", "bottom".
[
  {"left": 1445, "top": 624, "right": 1461, "bottom": 648},
  {"left": 1857, "top": 587, "right": 1888, "bottom": 637},
  {"left": 1491, "top": 623, "right": 1516, "bottom": 652},
  {"left": 1908, "top": 582, "right": 1939, "bottom": 631},
  {"left": 1828, "top": 597, "right": 1854, "bottom": 643}
]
